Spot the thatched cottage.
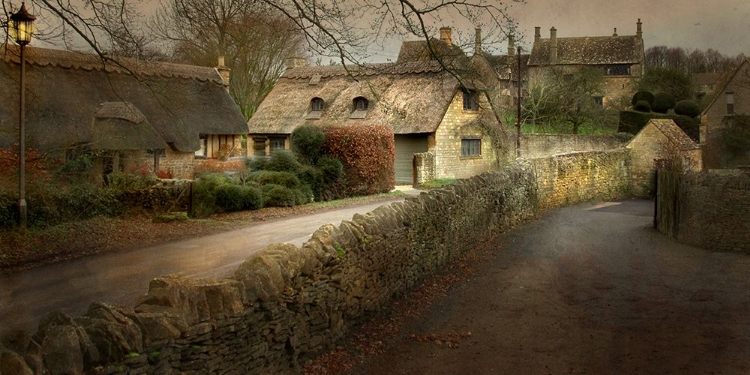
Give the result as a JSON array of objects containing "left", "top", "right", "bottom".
[
  {"left": 0, "top": 44, "right": 247, "bottom": 180},
  {"left": 248, "top": 28, "right": 508, "bottom": 184},
  {"left": 527, "top": 19, "right": 645, "bottom": 107},
  {"left": 700, "top": 58, "right": 750, "bottom": 169}
]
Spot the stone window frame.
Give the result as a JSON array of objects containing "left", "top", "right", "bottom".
[
  {"left": 270, "top": 137, "right": 286, "bottom": 153},
  {"left": 462, "top": 89, "right": 479, "bottom": 111},
  {"left": 350, "top": 97, "right": 369, "bottom": 119},
  {"left": 307, "top": 97, "right": 325, "bottom": 119},
  {"left": 726, "top": 92, "right": 735, "bottom": 115},
  {"left": 461, "top": 137, "right": 482, "bottom": 157},
  {"left": 603, "top": 64, "right": 631, "bottom": 76}
]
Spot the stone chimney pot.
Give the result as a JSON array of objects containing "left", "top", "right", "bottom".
[{"left": 440, "top": 27, "right": 453, "bottom": 46}]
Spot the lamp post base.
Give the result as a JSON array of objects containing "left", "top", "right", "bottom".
[{"left": 18, "top": 198, "right": 27, "bottom": 227}]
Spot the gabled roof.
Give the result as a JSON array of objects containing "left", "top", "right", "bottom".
[
  {"left": 692, "top": 72, "right": 723, "bottom": 86},
  {"left": 700, "top": 59, "right": 750, "bottom": 117},
  {"left": 630, "top": 119, "right": 699, "bottom": 151},
  {"left": 528, "top": 35, "right": 641, "bottom": 66},
  {"left": 0, "top": 44, "right": 247, "bottom": 153}
]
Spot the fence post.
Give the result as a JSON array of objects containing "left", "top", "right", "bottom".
[
  {"left": 188, "top": 181, "right": 195, "bottom": 218},
  {"left": 653, "top": 169, "right": 658, "bottom": 229}
]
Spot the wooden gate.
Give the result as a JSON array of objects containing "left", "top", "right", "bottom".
[{"left": 654, "top": 169, "right": 680, "bottom": 237}]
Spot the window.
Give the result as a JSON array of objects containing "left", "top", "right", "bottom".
[
  {"left": 462, "top": 90, "right": 479, "bottom": 111},
  {"left": 195, "top": 134, "right": 207, "bottom": 157},
  {"left": 308, "top": 97, "right": 324, "bottom": 119},
  {"left": 270, "top": 137, "right": 286, "bottom": 152},
  {"left": 593, "top": 96, "right": 604, "bottom": 107},
  {"left": 252, "top": 137, "right": 267, "bottom": 157},
  {"left": 726, "top": 92, "right": 735, "bottom": 115},
  {"left": 603, "top": 65, "right": 631, "bottom": 76},
  {"left": 351, "top": 97, "right": 369, "bottom": 119},
  {"left": 461, "top": 138, "right": 481, "bottom": 157}
]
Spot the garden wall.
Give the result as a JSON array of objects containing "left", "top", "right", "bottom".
[
  {"left": 0, "top": 150, "right": 632, "bottom": 375},
  {"left": 521, "top": 134, "right": 624, "bottom": 159},
  {"left": 656, "top": 171, "right": 750, "bottom": 252}
]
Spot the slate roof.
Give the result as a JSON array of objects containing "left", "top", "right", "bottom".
[
  {"left": 648, "top": 119, "right": 700, "bottom": 151},
  {"left": 528, "top": 35, "right": 641, "bottom": 66},
  {"left": 248, "top": 40, "right": 495, "bottom": 135},
  {"left": 0, "top": 44, "right": 246, "bottom": 153}
]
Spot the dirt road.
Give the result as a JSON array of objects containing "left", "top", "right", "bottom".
[{"left": 349, "top": 199, "right": 750, "bottom": 375}]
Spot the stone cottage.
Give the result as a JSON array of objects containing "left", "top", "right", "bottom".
[
  {"left": 247, "top": 28, "right": 508, "bottom": 184},
  {"left": 627, "top": 119, "right": 702, "bottom": 196},
  {"left": 700, "top": 58, "right": 750, "bottom": 169},
  {"left": 0, "top": 44, "right": 247, "bottom": 180},
  {"left": 527, "top": 19, "right": 645, "bottom": 107}
]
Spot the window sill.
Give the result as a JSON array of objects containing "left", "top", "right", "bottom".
[{"left": 460, "top": 155, "right": 482, "bottom": 160}]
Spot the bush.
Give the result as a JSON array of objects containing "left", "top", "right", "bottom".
[
  {"left": 262, "top": 184, "right": 297, "bottom": 207},
  {"left": 214, "top": 184, "right": 263, "bottom": 212},
  {"left": 652, "top": 92, "right": 677, "bottom": 114},
  {"left": 265, "top": 150, "right": 303, "bottom": 174},
  {"left": 324, "top": 125, "right": 395, "bottom": 197},
  {"left": 291, "top": 125, "right": 326, "bottom": 164},
  {"left": 634, "top": 100, "right": 651, "bottom": 113},
  {"left": 246, "top": 156, "right": 268, "bottom": 172},
  {"left": 192, "top": 173, "right": 232, "bottom": 216},
  {"left": 631, "top": 91, "right": 655, "bottom": 107},
  {"left": 251, "top": 171, "right": 301, "bottom": 189},
  {"left": 674, "top": 100, "right": 701, "bottom": 118}
]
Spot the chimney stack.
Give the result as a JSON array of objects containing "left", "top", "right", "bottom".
[
  {"left": 440, "top": 27, "right": 453, "bottom": 46},
  {"left": 613, "top": 28, "right": 618, "bottom": 36},
  {"left": 216, "top": 55, "right": 230, "bottom": 90},
  {"left": 550, "top": 27, "right": 558, "bottom": 65},
  {"left": 636, "top": 18, "right": 643, "bottom": 38},
  {"left": 534, "top": 26, "right": 541, "bottom": 42},
  {"left": 474, "top": 28, "right": 482, "bottom": 55},
  {"left": 285, "top": 57, "right": 307, "bottom": 70}
]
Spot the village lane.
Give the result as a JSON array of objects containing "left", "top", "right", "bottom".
[
  {"left": 0, "top": 193, "right": 418, "bottom": 337},
  {"left": 349, "top": 199, "right": 750, "bottom": 375}
]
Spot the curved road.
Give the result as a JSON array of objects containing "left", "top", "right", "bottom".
[{"left": 0, "top": 196, "right": 415, "bottom": 336}]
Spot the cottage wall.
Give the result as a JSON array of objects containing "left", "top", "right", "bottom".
[
  {"left": 432, "top": 93, "right": 498, "bottom": 179},
  {"left": 4, "top": 151, "right": 633, "bottom": 375},
  {"left": 160, "top": 149, "right": 195, "bottom": 180}
]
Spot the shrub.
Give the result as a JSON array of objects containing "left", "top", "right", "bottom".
[
  {"left": 673, "top": 115, "right": 700, "bottom": 142},
  {"left": 291, "top": 125, "right": 326, "bottom": 164},
  {"left": 652, "top": 92, "right": 677, "bottom": 114},
  {"left": 265, "top": 150, "right": 303, "bottom": 174},
  {"left": 633, "top": 100, "right": 651, "bottom": 113},
  {"left": 241, "top": 186, "right": 263, "bottom": 210},
  {"left": 251, "top": 171, "right": 301, "bottom": 189},
  {"left": 631, "top": 91, "right": 655, "bottom": 107},
  {"left": 262, "top": 184, "right": 297, "bottom": 207},
  {"left": 246, "top": 157, "right": 268, "bottom": 171},
  {"left": 214, "top": 184, "right": 246, "bottom": 211},
  {"left": 324, "top": 125, "right": 395, "bottom": 197},
  {"left": 192, "top": 173, "right": 232, "bottom": 216},
  {"left": 674, "top": 100, "right": 701, "bottom": 118}
]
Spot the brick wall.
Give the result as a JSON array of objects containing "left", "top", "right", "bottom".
[
  {"left": 3, "top": 151, "right": 634, "bottom": 375},
  {"left": 160, "top": 149, "right": 196, "bottom": 180},
  {"left": 657, "top": 172, "right": 750, "bottom": 252}
]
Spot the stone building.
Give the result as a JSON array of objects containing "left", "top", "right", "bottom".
[
  {"left": 248, "top": 28, "right": 508, "bottom": 184},
  {"left": 527, "top": 19, "right": 646, "bottom": 107},
  {"left": 700, "top": 58, "right": 750, "bottom": 169},
  {"left": 0, "top": 44, "right": 247, "bottom": 180}
]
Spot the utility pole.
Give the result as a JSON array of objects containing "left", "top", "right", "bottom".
[{"left": 516, "top": 46, "right": 522, "bottom": 158}]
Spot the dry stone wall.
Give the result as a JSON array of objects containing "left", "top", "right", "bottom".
[{"left": 0, "top": 151, "right": 633, "bottom": 375}]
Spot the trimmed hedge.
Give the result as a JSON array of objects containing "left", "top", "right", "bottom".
[
  {"left": 672, "top": 115, "right": 700, "bottom": 142},
  {"left": 674, "top": 100, "right": 701, "bottom": 118},
  {"left": 652, "top": 92, "right": 677, "bottom": 114},
  {"left": 291, "top": 125, "right": 326, "bottom": 164},
  {"left": 634, "top": 100, "right": 651, "bottom": 113},
  {"left": 618, "top": 110, "right": 699, "bottom": 141},
  {"left": 631, "top": 90, "right": 655, "bottom": 107},
  {"left": 323, "top": 125, "right": 395, "bottom": 197}
]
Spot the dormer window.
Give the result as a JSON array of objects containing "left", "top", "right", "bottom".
[
  {"left": 462, "top": 89, "right": 479, "bottom": 111},
  {"left": 307, "top": 97, "right": 324, "bottom": 119},
  {"left": 351, "top": 96, "right": 369, "bottom": 119}
]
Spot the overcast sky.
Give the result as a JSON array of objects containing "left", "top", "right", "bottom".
[{"left": 508, "top": 0, "right": 749, "bottom": 55}]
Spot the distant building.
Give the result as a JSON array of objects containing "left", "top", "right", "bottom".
[
  {"left": 527, "top": 19, "right": 646, "bottom": 107},
  {"left": 692, "top": 72, "right": 724, "bottom": 102}
]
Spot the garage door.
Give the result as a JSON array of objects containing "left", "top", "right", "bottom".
[{"left": 394, "top": 134, "right": 429, "bottom": 184}]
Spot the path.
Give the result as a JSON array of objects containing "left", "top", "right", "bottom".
[
  {"left": 0, "top": 194, "right": 416, "bottom": 336},
  {"left": 350, "top": 199, "right": 750, "bottom": 374}
]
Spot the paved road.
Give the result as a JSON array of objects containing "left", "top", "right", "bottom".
[
  {"left": 0, "top": 196, "right": 414, "bottom": 336},
  {"left": 351, "top": 199, "right": 750, "bottom": 374}
]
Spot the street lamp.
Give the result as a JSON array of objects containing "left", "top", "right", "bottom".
[{"left": 10, "top": 2, "right": 35, "bottom": 227}]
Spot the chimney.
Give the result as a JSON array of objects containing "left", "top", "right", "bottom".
[
  {"left": 285, "top": 57, "right": 307, "bottom": 70},
  {"left": 474, "top": 28, "right": 482, "bottom": 55},
  {"left": 550, "top": 27, "right": 558, "bottom": 65},
  {"left": 534, "top": 26, "right": 541, "bottom": 42},
  {"left": 216, "top": 55, "right": 230, "bottom": 90},
  {"left": 613, "top": 28, "right": 618, "bottom": 36},
  {"left": 439, "top": 27, "right": 453, "bottom": 46},
  {"left": 508, "top": 34, "right": 515, "bottom": 57},
  {"left": 636, "top": 18, "right": 643, "bottom": 38}
]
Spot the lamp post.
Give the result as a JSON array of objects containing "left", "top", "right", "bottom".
[
  {"left": 516, "top": 45, "right": 522, "bottom": 158},
  {"left": 10, "top": 2, "right": 35, "bottom": 227}
]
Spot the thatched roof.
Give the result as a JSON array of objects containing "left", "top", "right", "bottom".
[
  {"left": 92, "top": 102, "right": 165, "bottom": 150},
  {"left": 528, "top": 35, "right": 642, "bottom": 66},
  {"left": 0, "top": 44, "right": 246, "bottom": 153},
  {"left": 248, "top": 62, "right": 461, "bottom": 135}
]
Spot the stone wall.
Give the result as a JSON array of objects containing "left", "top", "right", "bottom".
[
  {"left": 0, "top": 151, "right": 633, "bottom": 375},
  {"left": 160, "top": 150, "right": 195, "bottom": 180},
  {"left": 657, "top": 171, "right": 750, "bottom": 252},
  {"left": 521, "top": 134, "right": 624, "bottom": 159},
  {"left": 413, "top": 151, "right": 436, "bottom": 185}
]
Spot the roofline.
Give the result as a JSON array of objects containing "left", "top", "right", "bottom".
[{"left": 700, "top": 58, "right": 750, "bottom": 117}]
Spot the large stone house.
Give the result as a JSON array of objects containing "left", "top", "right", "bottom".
[
  {"left": 248, "top": 28, "right": 508, "bottom": 184},
  {"left": 527, "top": 19, "right": 645, "bottom": 107},
  {"left": 0, "top": 44, "right": 247, "bottom": 180},
  {"left": 700, "top": 58, "right": 750, "bottom": 169}
]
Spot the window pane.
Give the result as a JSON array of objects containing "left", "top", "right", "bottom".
[
  {"left": 461, "top": 139, "right": 481, "bottom": 156},
  {"left": 270, "top": 137, "right": 285, "bottom": 151}
]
